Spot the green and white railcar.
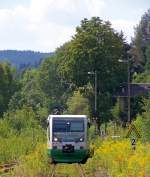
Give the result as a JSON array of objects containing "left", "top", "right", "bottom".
[{"left": 47, "top": 115, "right": 89, "bottom": 163}]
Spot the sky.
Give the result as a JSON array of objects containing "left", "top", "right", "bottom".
[{"left": 0, "top": 0, "right": 149, "bottom": 52}]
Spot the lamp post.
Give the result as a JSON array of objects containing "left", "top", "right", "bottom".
[
  {"left": 88, "top": 71, "right": 98, "bottom": 133},
  {"left": 88, "top": 71, "right": 97, "bottom": 115},
  {"left": 118, "top": 59, "right": 131, "bottom": 123}
]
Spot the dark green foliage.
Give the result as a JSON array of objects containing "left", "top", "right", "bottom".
[
  {"left": 66, "top": 89, "right": 90, "bottom": 115},
  {"left": 0, "top": 62, "right": 19, "bottom": 116},
  {"left": 58, "top": 17, "right": 126, "bottom": 91},
  {"left": 38, "top": 57, "right": 61, "bottom": 98},
  {"left": 8, "top": 68, "right": 49, "bottom": 125},
  {"left": 111, "top": 98, "right": 120, "bottom": 123},
  {"left": 38, "top": 56, "right": 72, "bottom": 111},
  {"left": 57, "top": 17, "right": 126, "bottom": 123},
  {"left": 134, "top": 97, "right": 150, "bottom": 142},
  {"left": 3, "top": 18, "right": 128, "bottom": 126},
  {"left": 130, "top": 96, "right": 144, "bottom": 119},
  {"left": 145, "top": 45, "right": 150, "bottom": 70},
  {"left": 8, "top": 55, "right": 68, "bottom": 123},
  {"left": 131, "top": 9, "right": 150, "bottom": 69},
  {"left": 4, "top": 106, "right": 38, "bottom": 132}
]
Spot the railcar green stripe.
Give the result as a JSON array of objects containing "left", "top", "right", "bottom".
[{"left": 48, "top": 149, "right": 88, "bottom": 163}]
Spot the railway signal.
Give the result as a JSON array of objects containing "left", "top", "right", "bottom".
[{"left": 126, "top": 123, "right": 141, "bottom": 150}]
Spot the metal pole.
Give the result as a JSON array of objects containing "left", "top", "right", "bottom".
[
  {"left": 127, "top": 60, "right": 131, "bottom": 123},
  {"left": 88, "top": 71, "right": 98, "bottom": 134},
  {"left": 95, "top": 70, "right": 97, "bottom": 113},
  {"left": 118, "top": 57, "right": 131, "bottom": 124},
  {"left": 94, "top": 70, "right": 99, "bottom": 134}
]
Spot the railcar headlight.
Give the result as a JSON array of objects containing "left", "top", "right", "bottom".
[
  {"left": 79, "top": 137, "right": 84, "bottom": 142},
  {"left": 75, "top": 136, "right": 84, "bottom": 142},
  {"left": 53, "top": 136, "right": 61, "bottom": 142},
  {"left": 54, "top": 137, "right": 58, "bottom": 142}
]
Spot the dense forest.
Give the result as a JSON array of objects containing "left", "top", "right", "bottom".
[
  {"left": 1, "top": 9, "right": 150, "bottom": 177},
  {"left": 0, "top": 50, "right": 53, "bottom": 69}
]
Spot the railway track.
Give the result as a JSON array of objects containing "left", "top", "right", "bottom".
[
  {"left": 0, "top": 162, "right": 18, "bottom": 174},
  {"left": 77, "top": 164, "right": 85, "bottom": 177},
  {"left": 49, "top": 164, "right": 57, "bottom": 177},
  {"left": 49, "top": 163, "right": 85, "bottom": 177}
]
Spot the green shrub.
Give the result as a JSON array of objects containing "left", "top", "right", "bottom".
[
  {"left": 0, "top": 106, "right": 46, "bottom": 163},
  {"left": 0, "top": 127, "right": 45, "bottom": 163},
  {"left": 66, "top": 90, "right": 90, "bottom": 116},
  {"left": 134, "top": 98, "right": 150, "bottom": 142}
]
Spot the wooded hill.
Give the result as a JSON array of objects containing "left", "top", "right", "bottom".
[{"left": 0, "top": 50, "right": 53, "bottom": 68}]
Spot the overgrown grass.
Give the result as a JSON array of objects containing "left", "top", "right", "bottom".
[
  {"left": 11, "top": 144, "right": 85, "bottom": 177},
  {"left": 8, "top": 124, "right": 150, "bottom": 177},
  {"left": 11, "top": 144, "right": 50, "bottom": 177},
  {"left": 2, "top": 117, "right": 150, "bottom": 177},
  {"left": 84, "top": 139, "right": 150, "bottom": 177},
  {"left": 0, "top": 106, "right": 46, "bottom": 164},
  {"left": 0, "top": 127, "right": 45, "bottom": 163}
]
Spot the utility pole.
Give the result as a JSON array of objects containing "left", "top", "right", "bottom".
[
  {"left": 127, "top": 60, "right": 131, "bottom": 123},
  {"left": 88, "top": 71, "right": 98, "bottom": 133},
  {"left": 118, "top": 59, "right": 131, "bottom": 123},
  {"left": 88, "top": 71, "right": 98, "bottom": 114},
  {"left": 94, "top": 70, "right": 97, "bottom": 115}
]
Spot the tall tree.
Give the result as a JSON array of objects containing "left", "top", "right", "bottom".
[
  {"left": 58, "top": 17, "right": 126, "bottom": 91},
  {"left": 8, "top": 68, "right": 49, "bottom": 124},
  {"left": 0, "top": 62, "right": 18, "bottom": 116},
  {"left": 131, "top": 9, "right": 150, "bottom": 69},
  {"left": 57, "top": 17, "right": 126, "bottom": 123},
  {"left": 38, "top": 56, "right": 72, "bottom": 111}
]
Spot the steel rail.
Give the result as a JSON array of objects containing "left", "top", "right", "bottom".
[
  {"left": 49, "top": 164, "right": 57, "bottom": 177},
  {"left": 77, "top": 164, "right": 85, "bottom": 177},
  {"left": 0, "top": 162, "right": 18, "bottom": 173}
]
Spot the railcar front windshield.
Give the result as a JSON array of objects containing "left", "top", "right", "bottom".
[{"left": 53, "top": 119, "right": 84, "bottom": 132}]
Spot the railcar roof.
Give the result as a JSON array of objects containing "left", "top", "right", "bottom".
[{"left": 47, "top": 115, "right": 87, "bottom": 121}]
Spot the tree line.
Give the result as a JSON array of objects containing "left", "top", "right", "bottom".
[{"left": 1, "top": 9, "right": 150, "bottom": 133}]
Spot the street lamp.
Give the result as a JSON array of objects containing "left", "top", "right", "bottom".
[
  {"left": 88, "top": 71, "right": 97, "bottom": 116},
  {"left": 118, "top": 59, "right": 131, "bottom": 123},
  {"left": 88, "top": 70, "right": 98, "bottom": 134}
]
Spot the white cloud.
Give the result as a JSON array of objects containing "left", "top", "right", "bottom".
[
  {"left": 28, "top": 0, "right": 106, "bottom": 25},
  {"left": 0, "top": 0, "right": 137, "bottom": 51},
  {"left": 111, "top": 20, "right": 136, "bottom": 42},
  {"left": 86, "top": 0, "right": 106, "bottom": 17}
]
